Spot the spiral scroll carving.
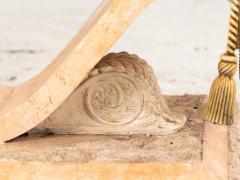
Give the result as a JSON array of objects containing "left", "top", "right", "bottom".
[
  {"left": 85, "top": 75, "right": 143, "bottom": 125},
  {"left": 33, "top": 52, "right": 187, "bottom": 135},
  {"left": 81, "top": 52, "right": 183, "bottom": 128}
]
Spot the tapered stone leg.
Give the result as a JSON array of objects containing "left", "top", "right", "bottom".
[
  {"left": 32, "top": 52, "right": 186, "bottom": 135},
  {"left": 0, "top": 0, "right": 153, "bottom": 142}
]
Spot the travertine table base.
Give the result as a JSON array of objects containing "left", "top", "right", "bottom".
[
  {"left": 0, "top": 0, "right": 237, "bottom": 179},
  {"left": 0, "top": 95, "right": 234, "bottom": 180},
  {"left": 31, "top": 52, "right": 186, "bottom": 136}
]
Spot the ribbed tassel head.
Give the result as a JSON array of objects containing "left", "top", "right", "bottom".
[{"left": 204, "top": 54, "right": 237, "bottom": 125}]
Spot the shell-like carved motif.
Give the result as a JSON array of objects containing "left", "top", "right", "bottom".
[
  {"left": 84, "top": 75, "right": 143, "bottom": 126},
  {"left": 33, "top": 52, "right": 186, "bottom": 135},
  {"left": 81, "top": 52, "right": 185, "bottom": 129}
]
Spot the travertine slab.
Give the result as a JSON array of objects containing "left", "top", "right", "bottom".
[
  {"left": 3, "top": 95, "right": 204, "bottom": 163},
  {"left": 0, "top": 163, "right": 216, "bottom": 180},
  {"left": 229, "top": 104, "right": 240, "bottom": 179},
  {"left": 0, "top": 0, "right": 152, "bottom": 142},
  {"left": 0, "top": 95, "right": 228, "bottom": 180}
]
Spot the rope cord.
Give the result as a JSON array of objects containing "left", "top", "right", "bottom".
[
  {"left": 204, "top": 0, "right": 239, "bottom": 125},
  {"left": 219, "top": 0, "right": 239, "bottom": 78}
]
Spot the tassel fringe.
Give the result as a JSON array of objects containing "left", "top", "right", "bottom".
[
  {"left": 204, "top": 75, "right": 236, "bottom": 125},
  {"left": 204, "top": 54, "right": 237, "bottom": 125},
  {"left": 204, "top": 0, "right": 239, "bottom": 125}
]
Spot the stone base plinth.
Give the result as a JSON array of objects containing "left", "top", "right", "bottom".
[{"left": 0, "top": 95, "right": 233, "bottom": 180}]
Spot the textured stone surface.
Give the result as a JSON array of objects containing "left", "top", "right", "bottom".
[
  {"left": 32, "top": 52, "right": 186, "bottom": 136},
  {"left": 0, "top": 0, "right": 239, "bottom": 179},
  {"left": 0, "top": 95, "right": 205, "bottom": 163},
  {"left": 0, "top": 162, "right": 216, "bottom": 180},
  {"left": 0, "top": 96, "right": 227, "bottom": 180},
  {"left": 0, "top": 0, "right": 153, "bottom": 142},
  {"left": 229, "top": 105, "right": 240, "bottom": 180}
]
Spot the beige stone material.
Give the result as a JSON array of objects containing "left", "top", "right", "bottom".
[
  {"left": 0, "top": 95, "right": 232, "bottom": 179},
  {"left": 229, "top": 104, "right": 240, "bottom": 179},
  {"left": 32, "top": 52, "right": 186, "bottom": 136},
  {"left": 0, "top": 0, "right": 235, "bottom": 178},
  {"left": 0, "top": 86, "right": 12, "bottom": 107},
  {"left": 203, "top": 122, "right": 228, "bottom": 180},
  {"left": 0, "top": 162, "right": 216, "bottom": 180},
  {"left": 3, "top": 95, "right": 205, "bottom": 163},
  {"left": 0, "top": 0, "right": 152, "bottom": 142}
]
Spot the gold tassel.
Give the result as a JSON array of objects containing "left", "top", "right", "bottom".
[
  {"left": 204, "top": 0, "right": 239, "bottom": 125},
  {"left": 204, "top": 54, "right": 237, "bottom": 125}
]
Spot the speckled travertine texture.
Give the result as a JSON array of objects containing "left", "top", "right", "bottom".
[
  {"left": 0, "top": 0, "right": 153, "bottom": 142},
  {"left": 1, "top": 95, "right": 205, "bottom": 163},
  {"left": 229, "top": 104, "right": 240, "bottom": 179},
  {"left": 32, "top": 52, "right": 186, "bottom": 136},
  {"left": 0, "top": 95, "right": 233, "bottom": 179}
]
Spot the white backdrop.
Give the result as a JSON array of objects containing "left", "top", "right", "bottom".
[{"left": 0, "top": 0, "right": 238, "bottom": 97}]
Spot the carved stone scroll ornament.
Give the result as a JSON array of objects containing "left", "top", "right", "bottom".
[{"left": 32, "top": 52, "right": 186, "bottom": 135}]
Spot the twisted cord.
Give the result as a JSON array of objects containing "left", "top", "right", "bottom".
[
  {"left": 226, "top": 0, "right": 239, "bottom": 54},
  {"left": 204, "top": 0, "right": 239, "bottom": 125},
  {"left": 219, "top": 0, "right": 239, "bottom": 77}
]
